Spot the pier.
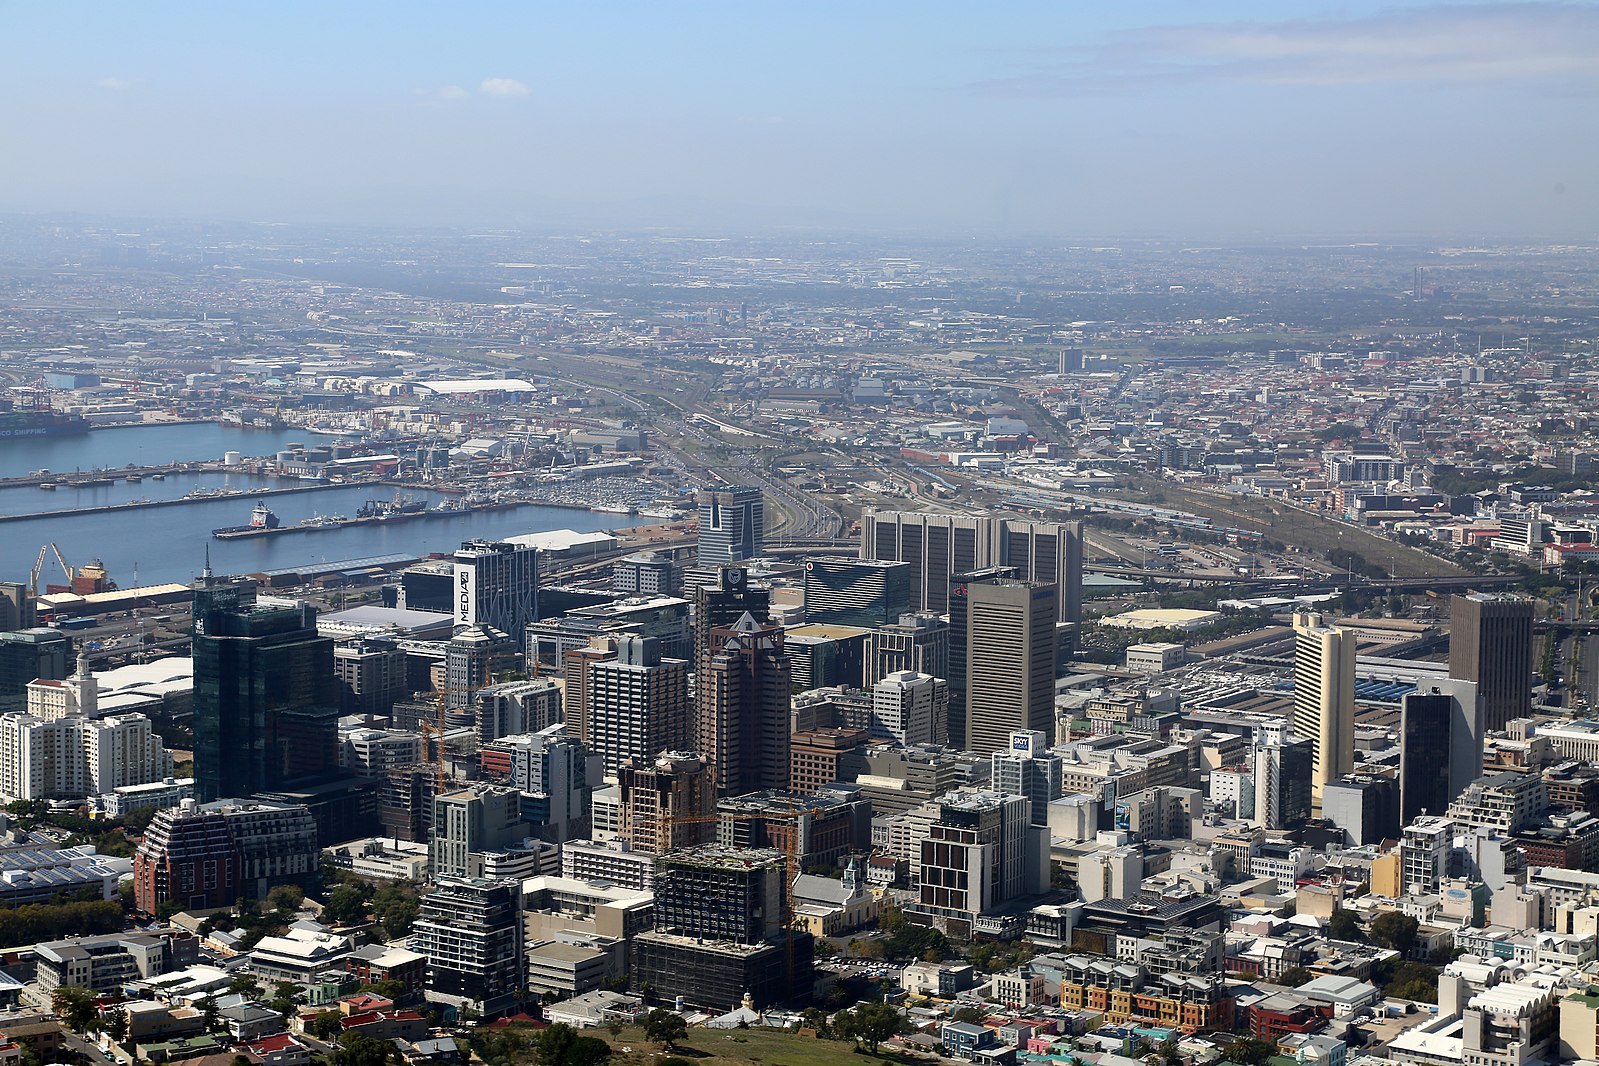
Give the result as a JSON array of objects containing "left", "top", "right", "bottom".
[{"left": 0, "top": 481, "right": 353, "bottom": 525}]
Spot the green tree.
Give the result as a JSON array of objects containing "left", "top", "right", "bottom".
[
  {"left": 1277, "top": 967, "right": 1315, "bottom": 988},
  {"left": 642, "top": 1009, "right": 688, "bottom": 1050},
  {"left": 332, "top": 1032, "right": 399, "bottom": 1066},
  {"left": 1157, "top": 1037, "right": 1183, "bottom": 1066},
  {"left": 948, "top": 1006, "right": 987, "bottom": 1026},
  {"left": 323, "top": 883, "right": 370, "bottom": 925},
  {"left": 533, "top": 1023, "right": 611, "bottom": 1066},
  {"left": 1326, "top": 908, "right": 1362, "bottom": 941},
  {"left": 798, "top": 1007, "right": 833, "bottom": 1038},
  {"left": 307, "top": 1010, "right": 344, "bottom": 1040},
  {"left": 228, "top": 972, "right": 264, "bottom": 1000},
  {"left": 834, "top": 1002, "right": 905, "bottom": 1054},
  {"left": 1369, "top": 911, "right": 1420, "bottom": 956},
  {"left": 267, "top": 884, "right": 306, "bottom": 915},
  {"left": 200, "top": 994, "right": 222, "bottom": 1033},
  {"left": 51, "top": 985, "right": 98, "bottom": 1033},
  {"left": 1221, "top": 1037, "right": 1276, "bottom": 1066}
]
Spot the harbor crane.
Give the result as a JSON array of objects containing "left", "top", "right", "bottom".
[{"left": 29, "top": 542, "right": 76, "bottom": 595}]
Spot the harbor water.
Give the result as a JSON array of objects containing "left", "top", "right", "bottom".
[{"left": 0, "top": 424, "right": 624, "bottom": 587}]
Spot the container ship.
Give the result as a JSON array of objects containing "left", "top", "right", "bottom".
[{"left": 0, "top": 395, "right": 91, "bottom": 439}]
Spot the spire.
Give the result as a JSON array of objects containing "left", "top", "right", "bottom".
[{"left": 202, "top": 543, "right": 213, "bottom": 582}]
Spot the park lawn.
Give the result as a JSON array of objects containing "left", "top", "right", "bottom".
[{"left": 605, "top": 1026, "right": 914, "bottom": 1066}]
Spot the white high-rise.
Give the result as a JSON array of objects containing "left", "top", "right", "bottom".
[
  {"left": 871, "top": 670, "right": 945, "bottom": 746},
  {"left": 1291, "top": 612, "right": 1356, "bottom": 807}
]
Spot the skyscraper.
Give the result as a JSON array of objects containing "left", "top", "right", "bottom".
[
  {"left": 1449, "top": 593, "right": 1534, "bottom": 731},
  {"left": 618, "top": 751, "right": 714, "bottom": 854},
  {"left": 859, "top": 510, "right": 1083, "bottom": 622},
  {"left": 696, "top": 486, "right": 763, "bottom": 565},
  {"left": 0, "top": 582, "right": 35, "bottom": 631},
  {"left": 1290, "top": 612, "right": 1356, "bottom": 806},
  {"left": 452, "top": 539, "right": 539, "bottom": 636},
  {"left": 1400, "top": 677, "right": 1482, "bottom": 823},
  {"left": 871, "top": 670, "right": 946, "bottom": 747},
  {"left": 586, "top": 636, "right": 691, "bottom": 779},
  {"left": 990, "top": 730, "right": 1064, "bottom": 827},
  {"left": 963, "top": 578, "right": 1057, "bottom": 756},
  {"left": 801, "top": 558, "right": 910, "bottom": 628},
  {"left": 192, "top": 581, "right": 338, "bottom": 804},
  {"left": 692, "top": 566, "right": 769, "bottom": 669},
  {"left": 443, "top": 625, "right": 516, "bottom": 725},
  {"left": 699, "top": 614, "right": 790, "bottom": 796},
  {"left": 413, "top": 877, "right": 524, "bottom": 1018}
]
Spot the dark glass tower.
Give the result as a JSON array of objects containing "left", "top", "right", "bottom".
[{"left": 192, "top": 578, "right": 338, "bottom": 803}]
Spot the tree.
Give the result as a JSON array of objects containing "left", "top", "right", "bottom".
[
  {"left": 1326, "top": 908, "right": 1362, "bottom": 941},
  {"left": 105, "top": 1009, "right": 129, "bottom": 1045},
  {"left": 323, "top": 883, "right": 369, "bottom": 925},
  {"left": 533, "top": 1023, "right": 612, "bottom": 1066},
  {"left": 332, "top": 1032, "right": 399, "bottom": 1066},
  {"left": 307, "top": 1010, "right": 344, "bottom": 1040},
  {"left": 1277, "top": 967, "right": 1315, "bottom": 988},
  {"left": 1221, "top": 1037, "right": 1275, "bottom": 1066},
  {"left": 1369, "top": 911, "right": 1420, "bottom": 957},
  {"left": 1157, "top": 1037, "right": 1183, "bottom": 1066},
  {"left": 834, "top": 1002, "right": 905, "bottom": 1054},
  {"left": 798, "top": 1007, "right": 833, "bottom": 1038},
  {"left": 642, "top": 1009, "right": 688, "bottom": 1051},
  {"left": 51, "top": 986, "right": 98, "bottom": 1033},
  {"left": 948, "top": 1006, "right": 987, "bottom": 1026},
  {"left": 228, "top": 972, "right": 264, "bottom": 1000},
  {"left": 267, "top": 884, "right": 305, "bottom": 915},
  {"left": 201, "top": 995, "right": 222, "bottom": 1033}
]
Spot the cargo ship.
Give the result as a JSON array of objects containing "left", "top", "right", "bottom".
[{"left": 0, "top": 395, "right": 91, "bottom": 439}]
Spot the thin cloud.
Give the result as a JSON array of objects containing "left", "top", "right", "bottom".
[
  {"left": 973, "top": 3, "right": 1599, "bottom": 95},
  {"left": 96, "top": 78, "right": 136, "bottom": 91},
  {"left": 479, "top": 77, "right": 530, "bottom": 98},
  {"left": 440, "top": 85, "right": 469, "bottom": 101}
]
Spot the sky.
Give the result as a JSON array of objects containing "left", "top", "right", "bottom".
[{"left": 0, "top": 1, "right": 1595, "bottom": 239}]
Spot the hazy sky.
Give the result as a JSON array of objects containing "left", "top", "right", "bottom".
[{"left": 1, "top": 1, "right": 1595, "bottom": 239}]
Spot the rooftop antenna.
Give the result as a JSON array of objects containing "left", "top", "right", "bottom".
[{"left": 202, "top": 543, "right": 213, "bottom": 582}]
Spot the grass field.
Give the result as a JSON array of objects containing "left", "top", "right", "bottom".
[
  {"left": 604, "top": 1026, "right": 919, "bottom": 1066},
  {"left": 1125, "top": 478, "right": 1470, "bottom": 580}
]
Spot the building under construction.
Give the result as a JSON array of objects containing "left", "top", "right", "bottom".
[{"left": 629, "top": 845, "right": 813, "bottom": 1011}]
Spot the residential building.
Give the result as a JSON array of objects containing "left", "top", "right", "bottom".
[
  {"left": 500, "top": 725, "right": 597, "bottom": 844},
  {"left": 617, "top": 751, "right": 713, "bottom": 855},
  {"left": 586, "top": 636, "right": 690, "bottom": 779},
  {"left": 1254, "top": 721, "right": 1314, "bottom": 830},
  {"left": 475, "top": 679, "right": 562, "bottom": 746},
  {"left": 331, "top": 641, "right": 407, "bottom": 717},
  {"left": 430, "top": 786, "right": 530, "bottom": 879},
  {"left": 133, "top": 799, "right": 319, "bottom": 913},
  {"left": 912, "top": 791, "right": 1048, "bottom": 939},
  {"left": 412, "top": 877, "right": 524, "bottom": 1018},
  {"left": 612, "top": 551, "right": 677, "bottom": 597}
]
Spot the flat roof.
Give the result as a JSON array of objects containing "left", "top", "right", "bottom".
[{"left": 415, "top": 378, "right": 536, "bottom": 394}]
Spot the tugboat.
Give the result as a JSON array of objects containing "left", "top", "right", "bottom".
[{"left": 212, "top": 501, "right": 282, "bottom": 538}]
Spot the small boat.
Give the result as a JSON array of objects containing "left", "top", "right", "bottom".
[{"left": 38, "top": 482, "right": 57, "bottom": 490}]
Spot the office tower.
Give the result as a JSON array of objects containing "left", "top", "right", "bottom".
[
  {"left": 700, "top": 614, "right": 790, "bottom": 796},
  {"left": 413, "top": 877, "right": 524, "bottom": 1018},
  {"left": 618, "top": 751, "right": 715, "bottom": 854},
  {"left": 784, "top": 626, "right": 866, "bottom": 693},
  {"left": 871, "top": 671, "right": 946, "bottom": 747},
  {"left": 947, "top": 567, "right": 1014, "bottom": 748},
  {"left": 0, "top": 628, "right": 70, "bottom": 715},
  {"left": 612, "top": 550, "right": 678, "bottom": 597},
  {"left": 859, "top": 510, "right": 1083, "bottom": 623},
  {"left": 990, "top": 730, "right": 1065, "bottom": 827},
  {"left": 789, "top": 726, "right": 869, "bottom": 796},
  {"left": 1291, "top": 612, "right": 1356, "bottom": 806},
  {"left": 631, "top": 846, "right": 812, "bottom": 1011},
  {"left": 475, "top": 678, "right": 563, "bottom": 745},
  {"left": 0, "top": 583, "right": 35, "bottom": 631},
  {"left": 696, "top": 486, "right": 763, "bottom": 565},
  {"left": 1400, "top": 816, "right": 1454, "bottom": 894},
  {"left": 692, "top": 567, "right": 769, "bottom": 662},
  {"left": 1058, "top": 348, "right": 1084, "bottom": 375},
  {"left": 864, "top": 613, "right": 949, "bottom": 688},
  {"left": 501, "top": 725, "right": 596, "bottom": 844},
  {"left": 586, "top": 637, "right": 691, "bottom": 779},
  {"left": 801, "top": 558, "right": 911, "bottom": 628},
  {"left": 331, "top": 640, "right": 408, "bottom": 717},
  {"left": 1450, "top": 594, "right": 1534, "bottom": 731},
  {"left": 964, "top": 578, "right": 1057, "bottom": 756},
  {"left": 133, "top": 799, "right": 319, "bottom": 913},
  {"left": 191, "top": 582, "right": 337, "bottom": 804},
  {"left": 1253, "top": 721, "right": 1313, "bottom": 829},
  {"left": 911, "top": 791, "right": 1047, "bottom": 940},
  {"left": 1401, "top": 678, "right": 1483, "bottom": 823},
  {"left": 443, "top": 625, "right": 515, "bottom": 724},
  {"left": 452, "top": 539, "right": 539, "bottom": 635},
  {"left": 430, "top": 785, "right": 531, "bottom": 879}
]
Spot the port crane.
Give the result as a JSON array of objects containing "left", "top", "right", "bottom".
[{"left": 28, "top": 542, "right": 76, "bottom": 595}]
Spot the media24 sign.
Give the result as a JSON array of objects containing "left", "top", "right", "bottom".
[{"left": 457, "top": 565, "right": 476, "bottom": 626}]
